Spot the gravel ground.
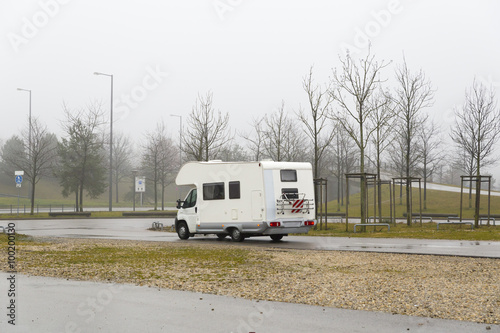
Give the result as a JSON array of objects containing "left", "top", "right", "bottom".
[{"left": 4, "top": 237, "right": 500, "bottom": 325}]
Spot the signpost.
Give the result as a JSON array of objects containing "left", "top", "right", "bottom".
[
  {"left": 135, "top": 177, "right": 145, "bottom": 207},
  {"left": 15, "top": 171, "right": 24, "bottom": 216}
]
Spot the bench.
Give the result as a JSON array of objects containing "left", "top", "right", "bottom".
[
  {"left": 413, "top": 216, "right": 433, "bottom": 223},
  {"left": 328, "top": 216, "right": 343, "bottom": 223},
  {"left": 151, "top": 221, "right": 164, "bottom": 230},
  {"left": 353, "top": 223, "right": 390, "bottom": 233},
  {"left": 479, "top": 217, "right": 496, "bottom": 226},
  {"left": 367, "top": 216, "right": 392, "bottom": 223},
  {"left": 436, "top": 217, "right": 474, "bottom": 230},
  {"left": 123, "top": 211, "right": 177, "bottom": 217},
  {"left": 48, "top": 212, "right": 91, "bottom": 217}
]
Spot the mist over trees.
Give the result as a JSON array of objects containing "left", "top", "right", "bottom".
[
  {"left": 393, "top": 58, "right": 435, "bottom": 225},
  {"left": 57, "top": 102, "right": 107, "bottom": 212},
  {"left": 450, "top": 79, "right": 500, "bottom": 227},
  {"left": 1, "top": 51, "right": 499, "bottom": 220}
]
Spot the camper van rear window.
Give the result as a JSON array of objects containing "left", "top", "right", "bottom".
[
  {"left": 280, "top": 169, "right": 297, "bottom": 182},
  {"left": 229, "top": 181, "right": 240, "bottom": 199},
  {"left": 203, "top": 182, "right": 225, "bottom": 200}
]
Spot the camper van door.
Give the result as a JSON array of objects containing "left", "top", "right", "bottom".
[{"left": 182, "top": 188, "right": 198, "bottom": 232}]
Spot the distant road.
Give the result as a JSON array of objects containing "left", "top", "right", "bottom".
[{"left": 425, "top": 182, "right": 500, "bottom": 196}]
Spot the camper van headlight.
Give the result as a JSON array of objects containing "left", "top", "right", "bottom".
[{"left": 269, "top": 222, "right": 281, "bottom": 227}]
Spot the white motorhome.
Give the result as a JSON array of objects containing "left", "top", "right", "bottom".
[{"left": 174, "top": 160, "right": 316, "bottom": 241}]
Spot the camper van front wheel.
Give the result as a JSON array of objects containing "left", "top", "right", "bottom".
[
  {"left": 177, "top": 221, "right": 190, "bottom": 240},
  {"left": 230, "top": 228, "right": 245, "bottom": 242}
]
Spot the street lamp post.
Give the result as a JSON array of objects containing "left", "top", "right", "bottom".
[
  {"left": 94, "top": 72, "right": 114, "bottom": 212},
  {"left": 132, "top": 170, "right": 138, "bottom": 212},
  {"left": 170, "top": 114, "right": 182, "bottom": 200},
  {"left": 17, "top": 88, "right": 32, "bottom": 208},
  {"left": 170, "top": 114, "right": 182, "bottom": 167}
]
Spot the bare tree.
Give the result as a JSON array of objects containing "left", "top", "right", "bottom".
[
  {"left": 0, "top": 119, "right": 58, "bottom": 214},
  {"left": 389, "top": 133, "right": 409, "bottom": 205},
  {"left": 298, "top": 66, "right": 335, "bottom": 178},
  {"left": 330, "top": 50, "right": 389, "bottom": 224},
  {"left": 183, "top": 92, "right": 231, "bottom": 161},
  {"left": 240, "top": 117, "right": 265, "bottom": 161},
  {"left": 328, "top": 121, "right": 358, "bottom": 211},
  {"left": 142, "top": 122, "right": 177, "bottom": 210},
  {"left": 393, "top": 58, "right": 434, "bottom": 225},
  {"left": 450, "top": 79, "right": 500, "bottom": 227},
  {"left": 452, "top": 145, "right": 475, "bottom": 208},
  {"left": 111, "top": 132, "right": 133, "bottom": 203},
  {"left": 218, "top": 142, "right": 250, "bottom": 162},
  {"left": 416, "top": 118, "right": 443, "bottom": 209},
  {"left": 262, "top": 101, "right": 307, "bottom": 162},
  {"left": 367, "top": 89, "right": 396, "bottom": 221}
]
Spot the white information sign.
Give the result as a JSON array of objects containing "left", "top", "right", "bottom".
[{"left": 135, "top": 177, "right": 145, "bottom": 192}]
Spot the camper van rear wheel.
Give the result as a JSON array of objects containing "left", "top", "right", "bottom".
[
  {"left": 270, "top": 235, "right": 284, "bottom": 241},
  {"left": 177, "top": 221, "right": 190, "bottom": 240},
  {"left": 230, "top": 228, "right": 244, "bottom": 242}
]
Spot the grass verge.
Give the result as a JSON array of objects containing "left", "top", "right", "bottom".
[
  {"left": 304, "top": 222, "right": 500, "bottom": 241},
  {"left": 1, "top": 235, "right": 499, "bottom": 324}
]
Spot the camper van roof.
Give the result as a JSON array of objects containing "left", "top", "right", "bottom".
[{"left": 175, "top": 161, "right": 312, "bottom": 186}]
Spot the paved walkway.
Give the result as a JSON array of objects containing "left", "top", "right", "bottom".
[{"left": 0, "top": 273, "right": 497, "bottom": 333}]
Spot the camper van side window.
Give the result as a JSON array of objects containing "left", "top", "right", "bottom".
[
  {"left": 229, "top": 181, "right": 240, "bottom": 199},
  {"left": 203, "top": 182, "right": 225, "bottom": 200},
  {"left": 280, "top": 169, "right": 297, "bottom": 182}
]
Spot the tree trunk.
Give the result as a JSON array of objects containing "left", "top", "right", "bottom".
[{"left": 30, "top": 178, "right": 36, "bottom": 215}]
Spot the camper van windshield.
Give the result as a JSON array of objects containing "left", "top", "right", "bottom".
[
  {"left": 280, "top": 169, "right": 297, "bottom": 182},
  {"left": 183, "top": 189, "right": 197, "bottom": 208}
]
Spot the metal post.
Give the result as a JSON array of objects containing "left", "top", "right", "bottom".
[
  {"left": 460, "top": 177, "right": 464, "bottom": 222},
  {"left": 345, "top": 175, "right": 349, "bottom": 232},
  {"left": 17, "top": 88, "right": 32, "bottom": 207},
  {"left": 419, "top": 179, "right": 422, "bottom": 226},
  {"left": 132, "top": 170, "right": 137, "bottom": 212},
  {"left": 94, "top": 72, "right": 114, "bottom": 212},
  {"left": 488, "top": 176, "right": 491, "bottom": 226}
]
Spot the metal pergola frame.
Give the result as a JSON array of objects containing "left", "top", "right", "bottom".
[
  {"left": 460, "top": 175, "right": 492, "bottom": 225},
  {"left": 345, "top": 173, "right": 377, "bottom": 231},
  {"left": 314, "top": 178, "right": 328, "bottom": 230},
  {"left": 366, "top": 178, "right": 393, "bottom": 224},
  {"left": 392, "top": 177, "right": 422, "bottom": 226}
]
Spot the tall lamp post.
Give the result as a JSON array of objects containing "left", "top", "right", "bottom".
[
  {"left": 170, "top": 114, "right": 182, "bottom": 200},
  {"left": 17, "top": 88, "right": 32, "bottom": 207},
  {"left": 170, "top": 114, "right": 182, "bottom": 167},
  {"left": 94, "top": 72, "right": 114, "bottom": 212},
  {"left": 132, "top": 170, "right": 138, "bottom": 212}
]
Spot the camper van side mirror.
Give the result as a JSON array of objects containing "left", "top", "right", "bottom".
[{"left": 176, "top": 199, "right": 183, "bottom": 209}]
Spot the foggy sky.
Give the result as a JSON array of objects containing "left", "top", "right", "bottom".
[{"left": 1, "top": 0, "right": 499, "bottom": 175}]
